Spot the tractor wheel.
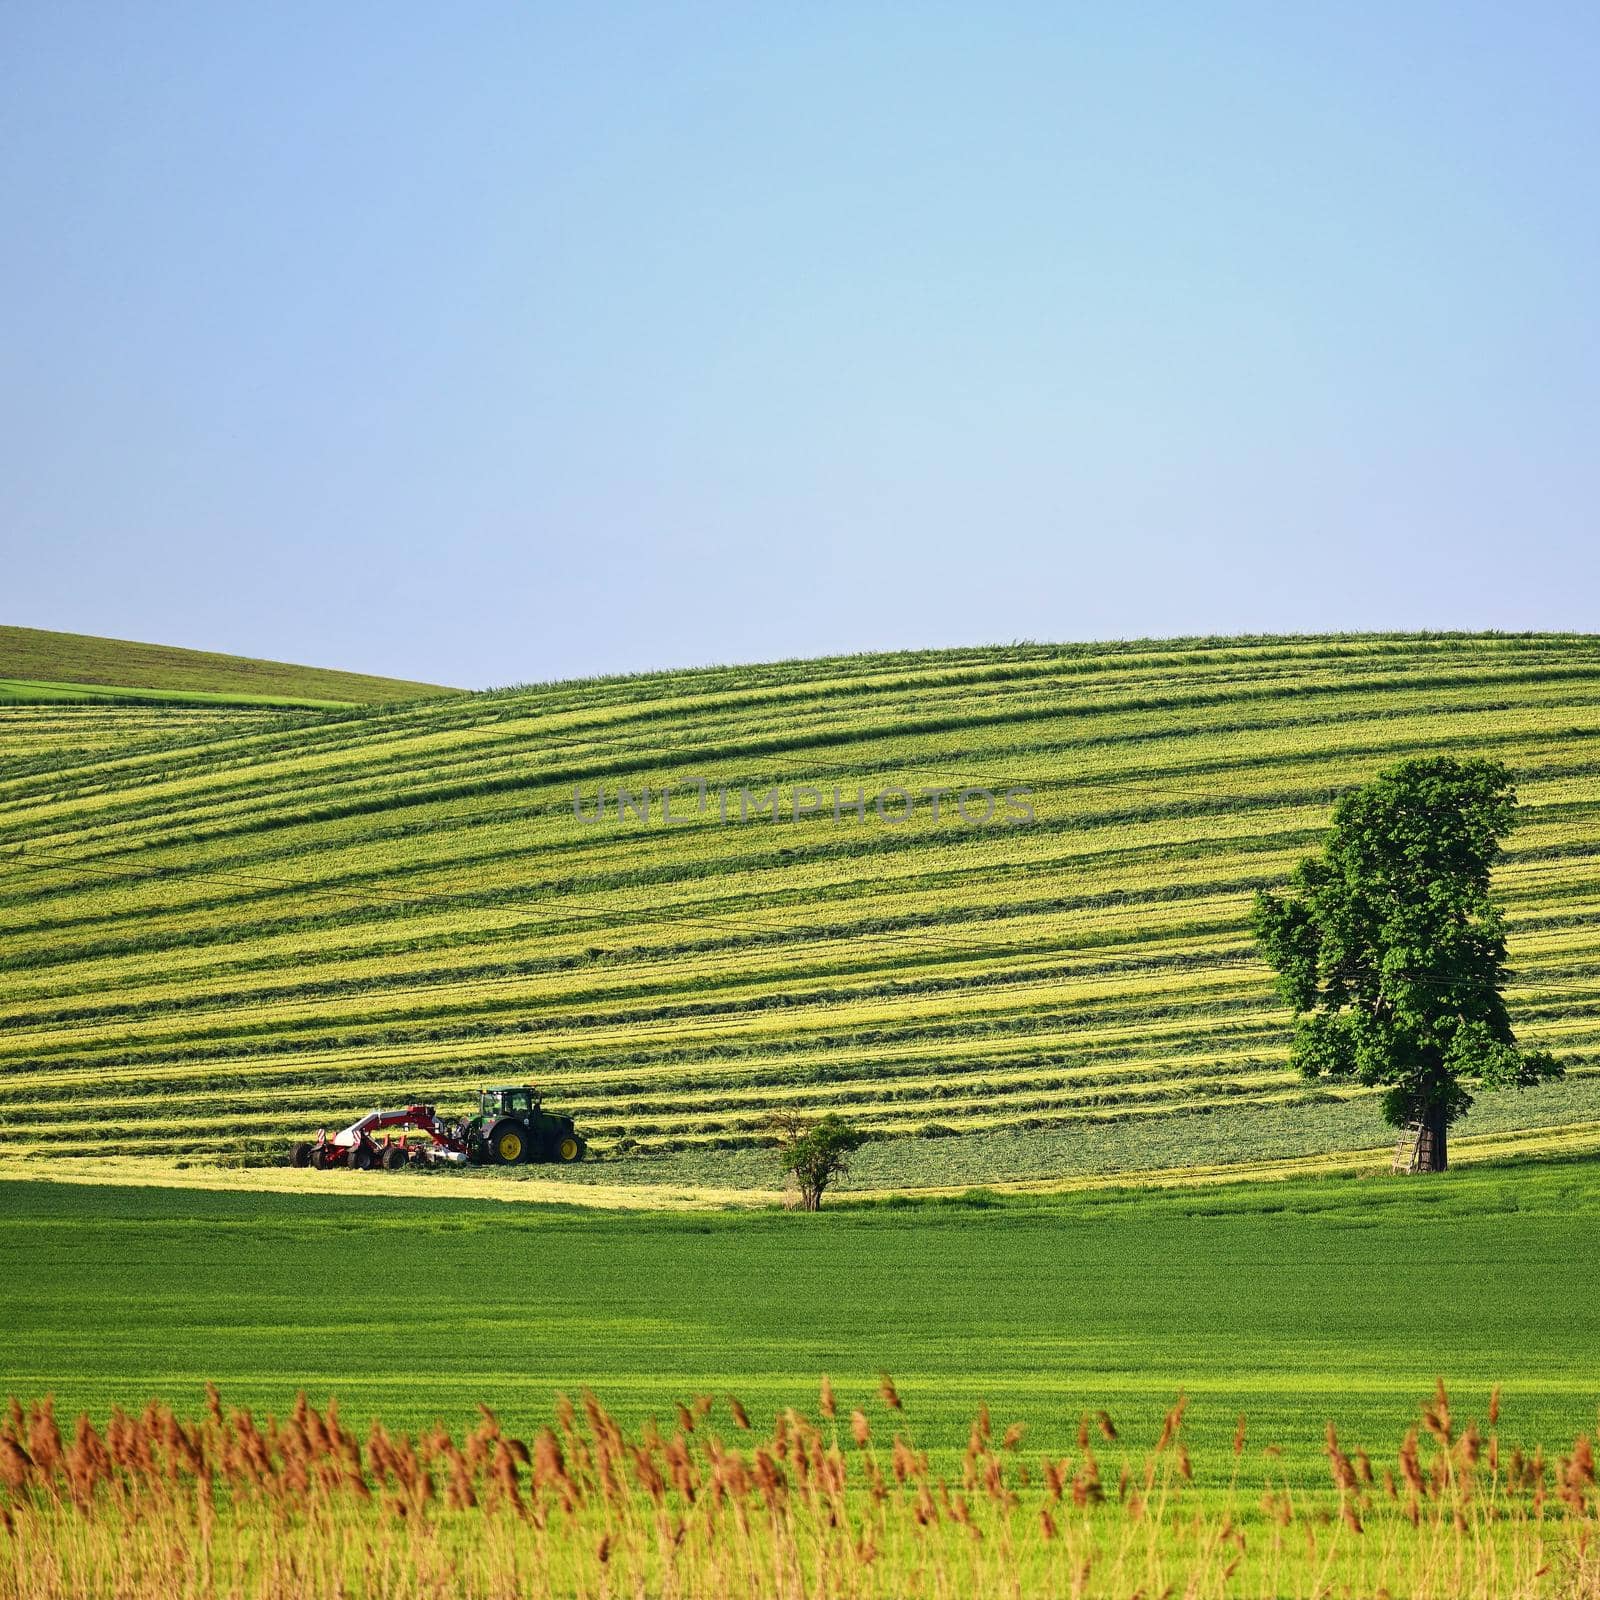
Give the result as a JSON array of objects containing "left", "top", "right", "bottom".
[
  {"left": 556, "top": 1133, "right": 582, "bottom": 1163},
  {"left": 489, "top": 1123, "right": 526, "bottom": 1165},
  {"left": 382, "top": 1146, "right": 407, "bottom": 1172},
  {"left": 290, "top": 1142, "right": 313, "bottom": 1168},
  {"left": 351, "top": 1143, "right": 375, "bottom": 1171}
]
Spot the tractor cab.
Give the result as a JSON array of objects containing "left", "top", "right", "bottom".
[{"left": 480, "top": 1085, "right": 539, "bottom": 1119}]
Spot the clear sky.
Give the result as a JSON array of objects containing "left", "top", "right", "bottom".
[{"left": 3, "top": 3, "right": 1597, "bottom": 688}]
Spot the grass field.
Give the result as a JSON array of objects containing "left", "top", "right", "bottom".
[
  {"left": 0, "top": 624, "right": 459, "bottom": 706},
  {"left": 2, "top": 631, "right": 1599, "bottom": 1179},
  {"left": 3, "top": 1157, "right": 1597, "bottom": 1490},
  {"left": 6, "top": 1081, "right": 1600, "bottom": 1207},
  {"left": 0, "top": 700, "right": 337, "bottom": 774},
  {"left": 0, "top": 677, "right": 364, "bottom": 709},
  {"left": 0, "top": 625, "right": 462, "bottom": 779}
]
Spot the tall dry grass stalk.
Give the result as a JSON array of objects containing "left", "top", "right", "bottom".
[{"left": 1, "top": 1379, "right": 1596, "bottom": 1598}]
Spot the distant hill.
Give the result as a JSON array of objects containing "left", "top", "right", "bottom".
[
  {"left": 0, "top": 625, "right": 461, "bottom": 707},
  {"left": 2, "top": 632, "right": 1598, "bottom": 1179}
]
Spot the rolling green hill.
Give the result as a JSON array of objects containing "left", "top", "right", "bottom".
[
  {"left": 0, "top": 623, "right": 461, "bottom": 706},
  {"left": 2, "top": 632, "right": 1599, "bottom": 1176},
  {"left": 0, "top": 623, "right": 464, "bottom": 777}
]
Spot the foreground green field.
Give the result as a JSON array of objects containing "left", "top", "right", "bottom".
[
  {"left": 3, "top": 1157, "right": 1597, "bottom": 1490},
  {"left": 2, "top": 631, "right": 1599, "bottom": 1177}
]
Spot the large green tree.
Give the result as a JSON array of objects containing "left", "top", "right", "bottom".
[{"left": 1252, "top": 756, "right": 1561, "bottom": 1170}]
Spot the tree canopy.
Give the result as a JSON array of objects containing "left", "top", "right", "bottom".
[
  {"left": 773, "top": 1113, "right": 868, "bottom": 1210},
  {"left": 1251, "top": 756, "right": 1561, "bottom": 1169}
]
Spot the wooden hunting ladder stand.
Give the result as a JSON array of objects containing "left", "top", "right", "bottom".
[{"left": 1391, "top": 1120, "right": 1437, "bottom": 1173}]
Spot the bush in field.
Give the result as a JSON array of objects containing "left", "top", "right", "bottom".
[{"left": 771, "top": 1111, "right": 867, "bottom": 1209}]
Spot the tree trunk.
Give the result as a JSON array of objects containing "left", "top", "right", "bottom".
[{"left": 1417, "top": 1103, "right": 1449, "bottom": 1172}]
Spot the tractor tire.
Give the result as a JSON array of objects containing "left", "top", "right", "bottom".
[
  {"left": 351, "top": 1143, "right": 375, "bottom": 1171},
  {"left": 488, "top": 1122, "right": 527, "bottom": 1165},
  {"left": 556, "top": 1133, "right": 583, "bottom": 1164},
  {"left": 290, "top": 1142, "right": 314, "bottom": 1168},
  {"left": 382, "top": 1146, "right": 407, "bottom": 1172}
]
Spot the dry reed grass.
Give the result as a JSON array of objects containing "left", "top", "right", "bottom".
[{"left": 1, "top": 1379, "right": 1596, "bottom": 1598}]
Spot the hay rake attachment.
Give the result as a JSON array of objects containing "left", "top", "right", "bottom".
[{"left": 290, "top": 1104, "right": 466, "bottom": 1172}]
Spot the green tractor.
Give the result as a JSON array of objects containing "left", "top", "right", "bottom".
[{"left": 462, "top": 1086, "right": 587, "bottom": 1166}]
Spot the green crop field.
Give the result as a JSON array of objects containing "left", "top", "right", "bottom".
[
  {"left": 0, "top": 623, "right": 460, "bottom": 707},
  {"left": 0, "top": 699, "right": 333, "bottom": 772},
  {"left": 3, "top": 631, "right": 1600, "bottom": 1181},
  {"left": 3, "top": 1158, "right": 1597, "bottom": 1489},
  {"left": 0, "top": 625, "right": 462, "bottom": 776}
]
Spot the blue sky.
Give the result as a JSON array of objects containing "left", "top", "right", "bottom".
[{"left": 3, "top": 2, "right": 1597, "bottom": 688}]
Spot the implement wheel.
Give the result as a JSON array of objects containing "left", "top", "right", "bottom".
[
  {"left": 351, "top": 1143, "right": 375, "bottom": 1171},
  {"left": 490, "top": 1123, "right": 526, "bottom": 1165},
  {"left": 311, "top": 1146, "right": 332, "bottom": 1170},
  {"left": 289, "top": 1142, "right": 313, "bottom": 1168},
  {"left": 382, "top": 1146, "right": 408, "bottom": 1172},
  {"left": 557, "top": 1134, "right": 582, "bottom": 1164}
]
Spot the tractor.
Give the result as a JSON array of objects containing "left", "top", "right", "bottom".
[
  {"left": 287, "top": 1086, "right": 587, "bottom": 1170},
  {"left": 462, "top": 1085, "right": 587, "bottom": 1166}
]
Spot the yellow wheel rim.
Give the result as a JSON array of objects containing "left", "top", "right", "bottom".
[
  {"left": 498, "top": 1132, "right": 523, "bottom": 1162},
  {"left": 559, "top": 1136, "right": 579, "bottom": 1162}
]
